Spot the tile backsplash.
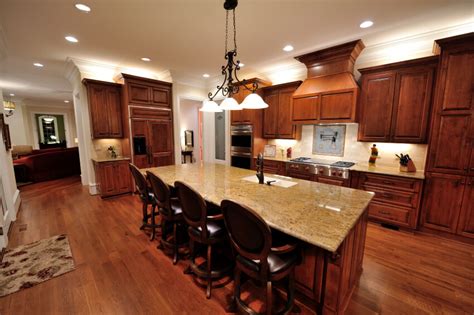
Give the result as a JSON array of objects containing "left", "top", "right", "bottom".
[
  {"left": 92, "top": 139, "right": 124, "bottom": 159},
  {"left": 269, "top": 124, "right": 428, "bottom": 170}
]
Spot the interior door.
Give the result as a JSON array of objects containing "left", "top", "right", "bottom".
[{"left": 148, "top": 120, "right": 174, "bottom": 167}]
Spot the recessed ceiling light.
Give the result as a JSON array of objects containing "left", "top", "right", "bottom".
[
  {"left": 238, "top": 63, "right": 245, "bottom": 67},
  {"left": 141, "top": 57, "right": 151, "bottom": 62},
  {"left": 360, "top": 20, "right": 374, "bottom": 28},
  {"left": 75, "top": 3, "right": 91, "bottom": 12},
  {"left": 9, "top": 93, "right": 14, "bottom": 96},
  {"left": 65, "top": 36, "right": 79, "bottom": 43},
  {"left": 283, "top": 45, "right": 294, "bottom": 52},
  {"left": 64, "top": 100, "right": 70, "bottom": 103},
  {"left": 203, "top": 73, "right": 210, "bottom": 78},
  {"left": 33, "top": 63, "right": 44, "bottom": 67}
]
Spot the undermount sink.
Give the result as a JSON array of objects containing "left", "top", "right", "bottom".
[{"left": 241, "top": 175, "right": 298, "bottom": 188}]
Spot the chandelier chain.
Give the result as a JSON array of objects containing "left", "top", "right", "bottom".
[
  {"left": 233, "top": 9, "right": 237, "bottom": 52},
  {"left": 225, "top": 10, "right": 228, "bottom": 55}
]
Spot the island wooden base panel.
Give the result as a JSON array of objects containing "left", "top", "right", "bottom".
[{"left": 1, "top": 177, "right": 473, "bottom": 315}]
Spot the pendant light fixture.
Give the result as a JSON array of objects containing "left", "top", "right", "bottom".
[{"left": 200, "top": 0, "right": 268, "bottom": 112}]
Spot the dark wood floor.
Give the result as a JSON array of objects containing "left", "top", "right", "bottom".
[{"left": 0, "top": 177, "right": 473, "bottom": 314}]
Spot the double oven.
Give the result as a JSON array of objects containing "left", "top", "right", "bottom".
[{"left": 230, "top": 125, "right": 253, "bottom": 169}]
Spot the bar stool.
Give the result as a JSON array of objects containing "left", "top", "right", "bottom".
[
  {"left": 146, "top": 171, "right": 188, "bottom": 265},
  {"left": 221, "top": 199, "right": 298, "bottom": 315},
  {"left": 129, "top": 164, "right": 159, "bottom": 240},
  {"left": 174, "top": 181, "right": 233, "bottom": 299}
]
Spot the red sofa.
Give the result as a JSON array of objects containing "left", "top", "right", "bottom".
[{"left": 14, "top": 147, "right": 81, "bottom": 182}]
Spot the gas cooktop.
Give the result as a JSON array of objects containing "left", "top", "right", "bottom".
[{"left": 289, "top": 157, "right": 355, "bottom": 168}]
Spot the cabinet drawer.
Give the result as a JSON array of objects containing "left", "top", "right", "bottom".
[
  {"left": 368, "top": 202, "right": 411, "bottom": 226},
  {"left": 130, "top": 106, "right": 171, "bottom": 119},
  {"left": 363, "top": 184, "right": 418, "bottom": 208},
  {"left": 360, "top": 173, "right": 420, "bottom": 192}
]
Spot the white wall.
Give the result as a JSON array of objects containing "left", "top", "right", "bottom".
[
  {"left": 179, "top": 99, "right": 202, "bottom": 163},
  {"left": 0, "top": 90, "right": 21, "bottom": 248}
]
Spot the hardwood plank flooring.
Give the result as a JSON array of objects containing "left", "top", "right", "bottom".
[{"left": 0, "top": 177, "right": 473, "bottom": 314}]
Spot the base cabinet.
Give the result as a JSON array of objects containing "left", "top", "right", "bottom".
[
  {"left": 352, "top": 171, "right": 423, "bottom": 229},
  {"left": 94, "top": 160, "right": 132, "bottom": 198},
  {"left": 420, "top": 172, "right": 472, "bottom": 238}
]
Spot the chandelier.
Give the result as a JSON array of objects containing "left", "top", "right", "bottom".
[{"left": 200, "top": 0, "right": 268, "bottom": 112}]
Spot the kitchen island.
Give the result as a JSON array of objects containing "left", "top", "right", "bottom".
[{"left": 144, "top": 163, "right": 374, "bottom": 314}]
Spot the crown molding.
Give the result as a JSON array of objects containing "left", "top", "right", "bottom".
[{"left": 356, "top": 22, "right": 474, "bottom": 69}]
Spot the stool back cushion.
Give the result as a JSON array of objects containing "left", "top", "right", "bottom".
[
  {"left": 147, "top": 171, "right": 171, "bottom": 212},
  {"left": 175, "top": 181, "right": 207, "bottom": 229},
  {"left": 129, "top": 164, "right": 148, "bottom": 196},
  {"left": 221, "top": 200, "right": 271, "bottom": 262}
]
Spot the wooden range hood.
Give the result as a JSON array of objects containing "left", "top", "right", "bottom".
[{"left": 292, "top": 40, "right": 365, "bottom": 124}]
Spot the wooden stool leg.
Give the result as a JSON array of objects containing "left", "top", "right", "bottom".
[
  {"left": 284, "top": 269, "right": 295, "bottom": 314},
  {"left": 158, "top": 217, "right": 166, "bottom": 250},
  {"left": 172, "top": 222, "right": 178, "bottom": 265},
  {"left": 184, "top": 238, "right": 194, "bottom": 274},
  {"left": 206, "top": 244, "right": 212, "bottom": 299},
  {"left": 266, "top": 281, "right": 272, "bottom": 315},
  {"left": 140, "top": 200, "right": 148, "bottom": 230},
  {"left": 150, "top": 204, "right": 157, "bottom": 241}
]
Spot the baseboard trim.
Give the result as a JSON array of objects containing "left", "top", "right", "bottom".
[
  {"left": 13, "top": 189, "right": 21, "bottom": 214},
  {"left": 89, "top": 183, "right": 99, "bottom": 195}
]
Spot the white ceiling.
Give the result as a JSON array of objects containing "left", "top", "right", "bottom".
[{"left": 0, "top": 0, "right": 473, "bottom": 104}]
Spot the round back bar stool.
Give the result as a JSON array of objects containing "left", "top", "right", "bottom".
[
  {"left": 221, "top": 199, "right": 298, "bottom": 315},
  {"left": 174, "top": 181, "right": 233, "bottom": 299},
  {"left": 129, "top": 163, "right": 159, "bottom": 240},
  {"left": 146, "top": 171, "right": 187, "bottom": 265}
]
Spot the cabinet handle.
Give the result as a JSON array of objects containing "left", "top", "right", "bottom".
[
  {"left": 383, "top": 180, "right": 394, "bottom": 185},
  {"left": 382, "top": 192, "right": 393, "bottom": 199},
  {"left": 470, "top": 167, "right": 474, "bottom": 171},
  {"left": 379, "top": 210, "right": 391, "bottom": 215}
]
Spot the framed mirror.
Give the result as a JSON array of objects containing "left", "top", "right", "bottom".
[{"left": 184, "top": 130, "right": 194, "bottom": 147}]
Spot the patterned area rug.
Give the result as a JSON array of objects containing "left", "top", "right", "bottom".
[{"left": 0, "top": 234, "right": 75, "bottom": 297}]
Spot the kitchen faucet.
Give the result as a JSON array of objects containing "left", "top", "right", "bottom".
[{"left": 256, "top": 153, "right": 264, "bottom": 184}]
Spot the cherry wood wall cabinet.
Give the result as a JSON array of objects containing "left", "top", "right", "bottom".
[
  {"left": 93, "top": 159, "right": 132, "bottom": 198},
  {"left": 230, "top": 78, "right": 271, "bottom": 125},
  {"left": 262, "top": 81, "right": 302, "bottom": 139},
  {"left": 83, "top": 79, "right": 123, "bottom": 138},
  {"left": 120, "top": 74, "right": 174, "bottom": 168},
  {"left": 357, "top": 56, "right": 438, "bottom": 143},
  {"left": 352, "top": 172, "right": 423, "bottom": 229},
  {"left": 421, "top": 33, "right": 474, "bottom": 241},
  {"left": 292, "top": 40, "right": 365, "bottom": 124}
]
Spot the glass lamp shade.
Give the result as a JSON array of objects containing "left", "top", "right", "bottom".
[
  {"left": 199, "top": 100, "right": 222, "bottom": 112},
  {"left": 219, "top": 97, "right": 242, "bottom": 111},
  {"left": 3, "top": 100, "right": 16, "bottom": 111},
  {"left": 241, "top": 93, "right": 268, "bottom": 109}
]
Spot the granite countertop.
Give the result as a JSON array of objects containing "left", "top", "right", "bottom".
[
  {"left": 91, "top": 156, "right": 131, "bottom": 163},
  {"left": 351, "top": 164, "right": 425, "bottom": 180},
  {"left": 143, "top": 163, "right": 374, "bottom": 252}
]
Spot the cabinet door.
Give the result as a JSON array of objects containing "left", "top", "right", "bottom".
[
  {"left": 319, "top": 91, "right": 355, "bottom": 121},
  {"left": 231, "top": 110, "right": 241, "bottom": 125},
  {"left": 439, "top": 49, "right": 474, "bottom": 112},
  {"left": 116, "top": 162, "right": 132, "bottom": 194},
  {"left": 456, "top": 178, "right": 474, "bottom": 238},
  {"left": 151, "top": 86, "right": 171, "bottom": 108},
  {"left": 263, "top": 91, "right": 279, "bottom": 138},
  {"left": 100, "top": 163, "right": 118, "bottom": 196},
  {"left": 89, "top": 85, "right": 110, "bottom": 138},
  {"left": 292, "top": 96, "right": 319, "bottom": 121},
  {"left": 427, "top": 114, "right": 471, "bottom": 174},
  {"left": 278, "top": 88, "right": 296, "bottom": 138},
  {"left": 391, "top": 67, "right": 435, "bottom": 143},
  {"left": 358, "top": 72, "right": 396, "bottom": 142},
  {"left": 421, "top": 173, "right": 465, "bottom": 233},
  {"left": 239, "top": 89, "right": 254, "bottom": 124},
  {"left": 128, "top": 82, "right": 150, "bottom": 105},
  {"left": 148, "top": 120, "right": 174, "bottom": 167},
  {"left": 106, "top": 87, "right": 123, "bottom": 137}
]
